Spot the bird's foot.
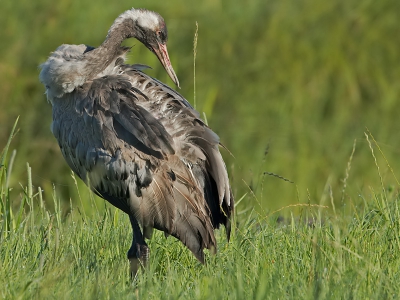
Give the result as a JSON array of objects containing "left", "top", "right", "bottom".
[
  {"left": 129, "top": 258, "right": 140, "bottom": 278},
  {"left": 128, "top": 244, "right": 150, "bottom": 278}
]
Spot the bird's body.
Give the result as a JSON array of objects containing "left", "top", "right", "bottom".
[{"left": 40, "top": 8, "right": 233, "bottom": 274}]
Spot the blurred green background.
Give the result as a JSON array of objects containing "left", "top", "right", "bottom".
[{"left": 1, "top": 0, "right": 400, "bottom": 213}]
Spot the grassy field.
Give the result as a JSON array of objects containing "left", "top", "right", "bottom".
[
  {"left": 2, "top": 151, "right": 400, "bottom": 299},
  {"left": 2, "top": 0, "right": 400, "bottom": 298},
  {"left": 2, "top": 119, "right": 400, "bottom": 299}
]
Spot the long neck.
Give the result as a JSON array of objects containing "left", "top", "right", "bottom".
[{"left": 84, "top": 18, "right": 136, "bottom": 78}]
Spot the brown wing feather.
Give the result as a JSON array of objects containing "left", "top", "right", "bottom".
[
  {"left": 124, "top": 67, "right": 234, "bottom": 248},
  {"left": 128, "top": 156, "right": 216, "bottom": 261}
]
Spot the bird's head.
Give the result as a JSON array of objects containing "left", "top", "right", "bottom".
[{"left": 111, "top": 8, "right": 180, "bottom": 88}]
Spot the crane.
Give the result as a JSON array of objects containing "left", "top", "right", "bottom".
[{"left": 39, "top": 8, "right": 234, "bottom": 276}]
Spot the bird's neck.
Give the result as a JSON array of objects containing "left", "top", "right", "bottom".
[{"left": 84, "top": 19, "right": 135, "bottom": 78}]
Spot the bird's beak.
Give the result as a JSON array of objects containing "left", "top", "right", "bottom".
[{"left": 153, "top": 42, "right": 180, "bottom": 88}]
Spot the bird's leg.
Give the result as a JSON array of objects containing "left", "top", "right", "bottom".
[{"left": 127, "top": 215, "right": 150, "bottom": 277}]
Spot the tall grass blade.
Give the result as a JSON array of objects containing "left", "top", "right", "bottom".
[
  {"left": 193, "top": 21, "right": 198, "bottom": 109},
  {"left": 0, "top": 117, "right": 19, "bottom": 183}
]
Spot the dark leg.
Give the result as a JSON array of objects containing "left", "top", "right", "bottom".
[{"left": 127, "top": 215, "right": 150, "bottom": 277}]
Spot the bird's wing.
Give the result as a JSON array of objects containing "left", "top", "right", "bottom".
[
  {"left": 52, "top": 74, "right": 176, "bottom": 213},
  {"left": 77, "top": 75, "right": 176, "bottom": 158},
  {"left": 121, "top": 67, "right": 234, "bottom": 238}
]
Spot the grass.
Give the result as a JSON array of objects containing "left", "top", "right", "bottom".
[{"left": 2, "top": 121, "right": 400, "bottom": 299}]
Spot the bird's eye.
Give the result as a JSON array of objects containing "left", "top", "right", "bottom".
[{"left": 156, "top": 30, "right": 164, "bottom": 41}]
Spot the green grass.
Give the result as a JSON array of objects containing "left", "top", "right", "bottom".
[{"left": 2, "top": 121, "right": 400, "bottom": 299}]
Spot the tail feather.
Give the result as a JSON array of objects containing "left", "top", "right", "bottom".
[{"left": 128, "top": 156, "right": 218, "bottom": 262}]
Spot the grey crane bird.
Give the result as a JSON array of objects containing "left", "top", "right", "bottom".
[{"left": 40, "top": 8, "right": 233, "bottom": 275}]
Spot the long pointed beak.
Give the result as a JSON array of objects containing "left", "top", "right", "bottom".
[{"left": 153, "top": 42, "right": 180, "bottom": 88}]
